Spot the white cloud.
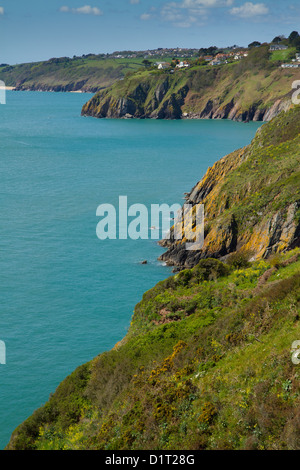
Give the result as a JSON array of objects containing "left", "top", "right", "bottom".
[
  {"left": 230, "top": 2, "right": 269, "bottom": 18},
  {"left": 140, "top": 13, "right": 152, "bottom": 20},
  {"left": 60, "top": 5, "right": 103, "bottom": 16},
  {"left": 76, "top": 5, "right": 103, "bottom": 15},
  {"left": 0, "top": 6, "right": 4, "bottom": 15},
  {"left": 181, "top": 0, "right": 233, "bottom": 6},
  {"left": 160, "top": 0, "right": 234, "bottom": 27},
  {"left": 130, "top": 0, "right": 140, "bottom": 4}
]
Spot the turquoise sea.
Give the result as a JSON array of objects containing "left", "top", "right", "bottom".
[{"left": 0, "top": 91, "right": 263, "bottom": 448}]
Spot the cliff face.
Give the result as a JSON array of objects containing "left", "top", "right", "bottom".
[
  {"left": 159, "top": 106, "right": 300, "bottom": 269},
  {"left": 82, "top": 80, "right": 292, "bottom": 122},
  {"left": 81, "top": 47, "right": 299, "bottom": 122},
  {"left": 14, "top": 81, "right": 100, "bottom": 93},
  {"left": 81, "top": 76, "right": 188, "bottom": 119},
  {"left": 0, "top": 56, "right": 143, "bottom": 94}
]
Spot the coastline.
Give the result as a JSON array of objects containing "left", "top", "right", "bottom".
[{"left": 0, "top": 86, "right": 16, "bottom": 90}]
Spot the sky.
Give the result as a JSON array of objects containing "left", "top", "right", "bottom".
[{"left": 0, "top": 0, "right": 299, "bottom": 64}]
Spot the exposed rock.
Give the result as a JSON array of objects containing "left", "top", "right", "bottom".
[{"left": 158, "top": 107, "right": 300, "bottom": 269}]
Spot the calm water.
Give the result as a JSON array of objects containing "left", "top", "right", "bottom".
[{"left": 0, "top": 91, "right": 262, "bottom": 448}]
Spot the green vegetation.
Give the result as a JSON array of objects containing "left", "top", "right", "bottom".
[
  {"left": 270, "top": 47, "right": 296, "bottom": 62},
  {"left": 0, "top": 56, "right": 161, "bottom": 92},
  {"left": 7, "top": 250, "right": 300, "bottom": 450},
  {"left": 0, "top": 55, "right": 183, "bottom": 92},
  {"left": 82, "top": 45, "right": 300, "bottom": 120}
]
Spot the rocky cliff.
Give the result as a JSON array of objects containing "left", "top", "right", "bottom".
[
  {"left": 159, "top": 106, "right": 300, "bottom": 269},
  {"left": 81, "top": 47, "right": 299, "bottom": 122}
]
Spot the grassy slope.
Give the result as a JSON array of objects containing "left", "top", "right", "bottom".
[
  {"left": 0, "top": 57, "right": 175, "bottom": 92},
  {"left": 270, "top": 47, "right": 297, "bottom": 62},
  {"left": 7, "top": 109, "right": 300, "bottom": 451},
  {"left": 82, "top": 46, "right": 300, "bottom": 118},
  {"left": 7, "top": 251, "right": 300, "bottom": 450}
]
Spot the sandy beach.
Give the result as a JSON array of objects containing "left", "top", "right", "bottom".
[{"left": 0, "top": 86, "right": 16, "bottom": 90}]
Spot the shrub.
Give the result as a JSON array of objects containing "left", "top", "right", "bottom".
[{"left": 226, "top": 251, "right": 252, "bottom": 269}]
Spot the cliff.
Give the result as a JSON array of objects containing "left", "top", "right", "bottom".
[
  {"left": 159, "top": 106, "right": 300, "bottom": 269},
  {"left": 81, "top": 47, "right": 299, "bottom": 122},
  {"left": 0, "top": 56, "right": 149, "bottom": 93},
  {"left": 6, "top": 105, "right": 300, "bottom": 451}
]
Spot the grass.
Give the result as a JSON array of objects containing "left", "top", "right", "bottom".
[
  {"left": 6, "top": 249, "right": 300, "bottom": 450},
  {"left": 82, "top": 45, "right": 300, "bottom": 120},
  {"left": 0, "top": 56, "right": 183, "bottom": 91},
  {"left": 270, "top": 48, "right": 297, "bottom": 62}
]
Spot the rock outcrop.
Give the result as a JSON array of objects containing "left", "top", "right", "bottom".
[
  {"left": 159, "top": 106, "right": 300, "bottom": 269},
  {"left": 81, "top": 49, "right": 299, "bottom": 123}
]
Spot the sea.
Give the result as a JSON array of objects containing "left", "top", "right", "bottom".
[{"left": 0, "top": 90, "right": 263, "bottom": 448}]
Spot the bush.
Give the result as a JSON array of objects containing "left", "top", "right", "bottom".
[{"left": 226, "top": 251, "right": 251, "bottom": 269}]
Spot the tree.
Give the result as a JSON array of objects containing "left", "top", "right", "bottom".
[
  {"left": 248, "top": 41, "right": 261, "bottom": 48},
  {"left": 272, "top": 36, "right": 283, "bottom": 44},
  {"left": 142, "top": 59, "right": 152, "bottom": 68},
  {"left": 198, "top": 46, "right": 218, "bottom": 57},
  {"left": 288, "top": 31, "right": 300, "bottom": 50},
  {"left": 288, "top": 31, "right": 300, "bottom": 43}
]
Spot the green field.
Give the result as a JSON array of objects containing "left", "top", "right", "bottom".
[
  {"left": 0, "top": 56, "right": 178, "bottom": 92},
  {"left": 270, "top": 47, "right": 297, "bottom": 62}
]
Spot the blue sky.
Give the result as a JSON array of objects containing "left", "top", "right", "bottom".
[{"left": 0, "top": 0, "right": 299, "bottom": 64}]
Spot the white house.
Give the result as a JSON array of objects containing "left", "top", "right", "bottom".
[
  {"left": 176, "top": 61, "right": 189, "bottom": 68},
  {"left": 281, "top": 63, "right": 300, "bottom": 68},
  {"left": 210, "top": 59, "right": 223, "bottom": 66},
  {"left": 157, "top": 62, "right": 170, "bottom": 70}
]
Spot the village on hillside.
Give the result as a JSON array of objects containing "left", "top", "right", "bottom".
[{"left": 155, "top": 43, "right": 300, "bottom": 72}]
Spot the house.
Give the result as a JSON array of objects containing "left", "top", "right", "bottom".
[
  {"left": 176, "top": 61, "right": 189, "bottom": 68},
  {"left": 157, "top": 62, "right": 170, "bottom": 70},
  {"left": 210, "top": 59, "right": 223, "bottom": 66},
  {"left": 281, "top": 63, "right": 300, "bottom": 68},
  {"left": 270, "top": 44, "right": 288, "bottom": 51},
  {"left": 216, "top": 53, "right": 230, "bottom": 60}
]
